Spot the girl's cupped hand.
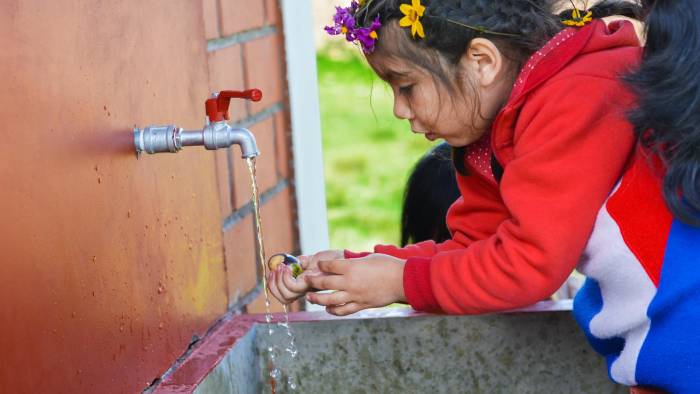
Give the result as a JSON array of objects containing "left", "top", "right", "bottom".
[
  {"left": 267, "top": 249, "right": 344, "bottom": 304},
  {"left": 305, "top": 254, "right": 407, "bottom": 316}
]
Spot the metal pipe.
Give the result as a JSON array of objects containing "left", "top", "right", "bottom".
[
  {"left": 179, "top": 130, "right": 204, "bottom": 147},
  {"left": 134, "top": 122, "right": 259, "bottom": 158}
]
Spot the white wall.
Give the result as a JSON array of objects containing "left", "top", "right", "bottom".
[{"left": 280, "top": 0, "right": 330, "bottom": 256}]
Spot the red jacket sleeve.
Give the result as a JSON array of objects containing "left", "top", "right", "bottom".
[{"left": 404, "top": 76, "right": 637, "bottom": 314}]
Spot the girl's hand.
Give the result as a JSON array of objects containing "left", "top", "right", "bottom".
[
  {"left": 304, "top": 254, "right": 406, "bottom": 316},
  {"left": 266, "top": 249, "right": 344, "bottom": 304}
]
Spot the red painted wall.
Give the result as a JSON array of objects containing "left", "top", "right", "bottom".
[{"left": 0, "top": 1, "right": 299, "bottom": 392}]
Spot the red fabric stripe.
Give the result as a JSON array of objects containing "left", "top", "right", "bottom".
[{"left": 607, "top": 152, "right": 672, "bottom": 287}]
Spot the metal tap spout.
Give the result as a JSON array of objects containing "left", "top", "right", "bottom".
[{"left": 134, "top": 122, "right": 259, "bottom": 158}]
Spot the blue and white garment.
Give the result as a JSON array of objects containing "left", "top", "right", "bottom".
[{"left": 574, "top": 151, "right": 700, "bottom": 393}]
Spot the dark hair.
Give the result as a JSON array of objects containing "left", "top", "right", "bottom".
[
  {"left": 624, "top": 0, "right": 700, "bottom": 226},
  {"left": 401, "top": 143, "right": 460, "bottom": 246},
  {"left": 354, "top": 0, "right": 643, "bottom": 175}
]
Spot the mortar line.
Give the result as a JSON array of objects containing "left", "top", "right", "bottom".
[
  {"left": 230, "top": 102, "right": 283, "bottom": 130},
  {"left": 222, "top": 179, "right": 288, "bottom": 232},
  {"left": 207, "top": 25, "right": 277, "bottom": 52}
]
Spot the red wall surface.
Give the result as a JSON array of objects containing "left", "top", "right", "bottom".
[{"left": 0, "top": 1, "right": 299, "bottom": 392}]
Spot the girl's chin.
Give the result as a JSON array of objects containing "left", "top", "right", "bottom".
[{"left": 425, "top": 132, "right": 438, "bottom": 141}]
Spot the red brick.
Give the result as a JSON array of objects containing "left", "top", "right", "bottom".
[
  {"left": 223, "top": 215, "right": 259, "bottom": 304},
  {"left": 202, "top": 0, "right": 220, "bottom": 40},
  {"left": 264, "top": 0, "right": 281, "bottom": 26},
  {"left": 220, "top": 0, "right": 265, "bottom": 36},
  {"left": 208, "top": 44, "right": 247, "bottom": 122},
  {"left": 243, "top": 34, "right": 286, "bottom": 113},
  {"left": 274, "top": 111, "right": 292, "bottom": 179},
  {"left": 260, "top": 187, "right": 296, "bottom": 259},
  {"left": 214, "top": 149, "right": 233, "bottom": 218},
  {"left": 232, "top": 117, "right": 278, "bottom": 209}
]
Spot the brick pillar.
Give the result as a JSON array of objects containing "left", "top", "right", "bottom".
[{"left": 203, "top": 0, "right": 301, "bottom": 313}]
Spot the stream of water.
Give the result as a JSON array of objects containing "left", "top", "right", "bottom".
[{"left": 246, "top": 157, "right": 299, "bottom": 393}]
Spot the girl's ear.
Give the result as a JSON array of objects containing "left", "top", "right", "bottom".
[{"left": 460, "top": 38, "right": 504, "bottom": 87}]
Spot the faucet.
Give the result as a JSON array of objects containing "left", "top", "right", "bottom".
[{"left": 133, "top": 89, "right": 262, "bottom": 158}]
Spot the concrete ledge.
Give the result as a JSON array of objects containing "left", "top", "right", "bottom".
[{"left": 150, "top": 301, "right": 624, "bottom": 394}]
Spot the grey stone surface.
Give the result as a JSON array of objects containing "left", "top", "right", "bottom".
[
  {"left": 197, "top": 310, "right": 625, "bottom": 394},
  {"left": 195, "top": 329, "right": 260, "bottom": 394}
]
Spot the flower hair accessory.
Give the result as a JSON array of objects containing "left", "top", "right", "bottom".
[
  {"left": 562, "top": 0, "right": 593, "bottom": 27},
  {"left": 399, "top": 0, "right": 426, "bottom": 39},
  {"left": 325, "top": 1, "right": 381, "bottom": 53}
]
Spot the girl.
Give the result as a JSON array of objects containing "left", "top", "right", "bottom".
[{"left": 269, "top": 0, "right": 700, "bottom": 391}]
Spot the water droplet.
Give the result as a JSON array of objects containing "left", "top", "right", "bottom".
[
  {"left": 287, "top": 377, "right": 298, "bottom": 390},
  {"left": 270, "top": 368, "right": 281, "bottom": 380},
  {"left": 158, "top": 322, "right": 164, "bottom": 330},
  {"left": 157, "top": 283, "right": 165, "bottom": 294}
]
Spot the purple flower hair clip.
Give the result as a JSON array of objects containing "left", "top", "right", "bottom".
[{"left": 324, "top": 1, "right": 381, "bottom": 54}]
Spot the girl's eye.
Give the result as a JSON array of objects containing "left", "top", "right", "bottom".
[{"left": 399, "top": 84, "right": 413, "bottom": 96}]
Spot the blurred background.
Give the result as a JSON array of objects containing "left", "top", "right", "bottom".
[{"left": 312, "top": 0, "right": 436, "bottom": 251}]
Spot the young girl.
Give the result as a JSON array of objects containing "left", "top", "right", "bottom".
[{"left": 268, "top": 0, "right": 700, "bottom": 391}]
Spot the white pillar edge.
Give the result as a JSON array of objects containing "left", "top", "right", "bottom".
[{"left": 280, "top": 0, "right": 330, "bottom": 255}]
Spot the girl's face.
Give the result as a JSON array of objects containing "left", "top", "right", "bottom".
[{"left": 368, "top": 39, "right": 512, "bottom": 147}]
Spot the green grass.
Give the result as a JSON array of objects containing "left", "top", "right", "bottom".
[{"left": 317, "top": 47, "right": 435, "bottom": 251}]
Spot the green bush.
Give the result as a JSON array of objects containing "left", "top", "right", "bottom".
[{"left": 317, "top": 48, "right": 435, "bottom": 251}]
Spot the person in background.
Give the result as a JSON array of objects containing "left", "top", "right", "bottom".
[{"left": 400, "top": 142, "right": 460, "bottom": 247}]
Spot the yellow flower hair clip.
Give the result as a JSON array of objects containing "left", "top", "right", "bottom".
[
  {"left": 399, "top": 0, "right": 426, "bottom": 39},
  {"left": 562, "top": 0, "right": 593, "bottom": 27}
]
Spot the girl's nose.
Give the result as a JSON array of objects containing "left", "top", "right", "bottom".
[{"left": 393, "top": 96, "right": 413, "bottom": 121}]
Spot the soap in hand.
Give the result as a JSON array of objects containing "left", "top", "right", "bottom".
[{"left": 267, "top": 253, "right": 303, "bottom": 278}]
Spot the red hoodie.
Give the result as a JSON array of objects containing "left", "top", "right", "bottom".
[{"left": 347, "top": 20, "right": 641, "bottom": 314}]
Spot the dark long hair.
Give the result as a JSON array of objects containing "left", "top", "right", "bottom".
[
  {"left": 401, "top": 143, "right": 460, "bottom": 246},
  {"left": 625, "top": 0, "right": 700, "bottom": 226},
  {"left": 353, "top": 0, "right": 643, "bottom": 174}
]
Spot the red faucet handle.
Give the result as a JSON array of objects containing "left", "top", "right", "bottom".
[{"left": 205, "top": 89, "right": 263, "bottom": 122}]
